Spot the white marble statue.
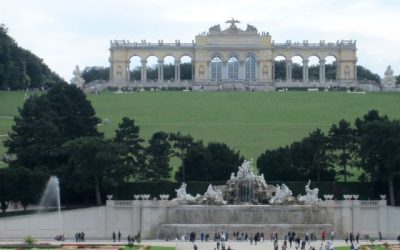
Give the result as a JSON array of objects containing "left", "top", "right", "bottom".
[
  {"left": 382, "top": 65, "right": 396, "bottom": 88},
  {"left": 173, "top": 183, "right": 196, "bottom": 202},
  {"left": 70, "top": 65, "right": 85, "bottom": 88},
  {"left": 269, "top": 183, "right": 294, "bottom": 204},
  {"left": 203, "top": 184, "right": 227, "bottom": 205},
  {"left": 298, "top": 180, "right": 320, "bottom": 205}
]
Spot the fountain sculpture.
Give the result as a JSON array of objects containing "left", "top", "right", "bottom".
[{"left": 173, "top": 160, "right": 320, "bottom": 205}]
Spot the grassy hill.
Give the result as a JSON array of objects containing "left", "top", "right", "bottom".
[{"left": 1, "top": 90, "right": 400, "bottom": 174}]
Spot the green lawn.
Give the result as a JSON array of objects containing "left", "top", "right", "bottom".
[{"left": 1, "top": 90, "right": 400, "bottom": 178}]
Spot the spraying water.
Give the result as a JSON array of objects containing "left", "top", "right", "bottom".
[{"left": 39, "top": 176, "right": 62, "bottom": 234}]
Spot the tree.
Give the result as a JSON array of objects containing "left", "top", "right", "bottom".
[
  {"left": 206, "top": 142, "right": 245, "bottom": 181},
  {"left": 61, "top": 137, "right": 125, "bottom": 205},
  {"left": 301, "top": 129, "right": 335, "bottom": 182},
  {"left": 5, "top": 83, "right": 101, "bottom": 171},
  {"left": 257, "top": 133, "right": 336, "bottom": 182},
  {"left": 355, "top": 110, "right": 399, "bottom": 205},
  {"left": 0, "top": 24, "right": 66, "bottom": 90},
  {"left": 357, "top": 65, "right": 381, "bottom": 84},
  {"left": 169, "top": 132, "right": 196, "bottom": 182},
  {"left": 143, "top": 132, "right": 173, "bottom": 180},
  {"left": 114, "top": 117, "right": 144, "bottom": 180},
  {"left": 357, "top": 119, "right": 400, "bottom": 205},
  {"left": 178, "top": 142, "right": 244, "bottom": 181},
  {"left": 81, "top": 66, "right": 109, "bottom": 83},
  {"left": 0, "top": 166, "right": 48, "bottom": 210},
  {"left": 329, "top": 119, "right": 358, "bottom": 182},
  {"left": 257, "top": 146, "right": 295, "bottom": 181}
]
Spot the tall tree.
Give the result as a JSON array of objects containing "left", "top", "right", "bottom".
[
  {"left": 5, "top": 83, "right": 101, "bottom": 171},
  {"left": 61, "top": 137, "right": 125, "bottom": 205},
  {"left": 355, "top": 110, "right": 399, "bottom": 205},
  {"left": 169, "top": 132, "right": 195, "bottom": 182},
  {"left": 302, "top": 129, "right": 335, "bottom": 182},
  {"left": 328, "top": 119, "right": 358, "bottom": 182},
  {"left": 178, "top": 142, "right": 244, "bottom": 181},
  {"left": 143, "top": 132, "right": 173, "bottom": 180},
  {"left": 114, "top": 117, "right": 144, "bottom": 180}
]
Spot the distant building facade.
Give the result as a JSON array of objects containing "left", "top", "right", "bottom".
[{"left": 109, "top": 19, "right": 358, "bottom": 90}]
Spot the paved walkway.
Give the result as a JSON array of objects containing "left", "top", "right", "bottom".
[{"left": 0, "top": 239, "right": 398, "bottom": 250}]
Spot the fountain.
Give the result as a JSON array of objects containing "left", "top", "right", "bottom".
[
  {"left": 158, "top": 160, "right": 329, "bottom": 238},
  {"left": 38, "top": 176, "right": 62, "bottom": 234}
]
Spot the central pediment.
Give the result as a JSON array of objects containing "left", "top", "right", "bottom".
[{"left": 208, "top": 18, "right": 258, "bottom": 35}]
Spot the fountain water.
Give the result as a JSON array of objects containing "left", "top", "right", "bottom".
[{"left": 38, "top": 176, "right": 62, "bottom": 234}]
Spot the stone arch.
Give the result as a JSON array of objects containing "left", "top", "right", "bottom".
[
  {"left": 209, "top": 52, "right": 224, "bottom": 61},
  {"left": 228, "top": 52, "right": 240, "bottom": 61},
  {"left": 325, "top": 55, "right": 337, "bottom": 81},
  {"left": 245, "top": 53, "right": 256, "bottom": 81},
  {"left": 163, "top": 55, "right": 176, "bottom": 81},
  {"left": 129, "top": 55, "right": 142, "bottom": 82},
  {"left": 291, "top": 56, "right": 303, "bottom": 81},
  {"left": 307, "top": 55, "right": 320, "bottom": 81},
  {"left": 210, "top": 55, "right": 222, "bottom": 82},
  {"left": 273, "top": 55, "right": 287, "bottom": 81},
  {"left": 146, "top": 55, "right": 159, "bottom": 82},
  {"left": 180, "top": 55, "right": 193, "bottom": 81}
]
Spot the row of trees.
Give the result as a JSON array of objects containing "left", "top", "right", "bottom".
[
  {"left": 257, "top": 110, "right": 400, "bottom": 205},
  {"left": 0, "top": 25, "right": 66, "bottom": 90},
  {"left": 82, "top": 63, "right": 382, "bottom": 84},
  {"left": 0, "top": 83, "right": 243, "bottom": 207}
]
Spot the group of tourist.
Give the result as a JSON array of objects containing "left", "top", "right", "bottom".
[{"left": 74, "top": 231, "right": 85, "bottom": 242}]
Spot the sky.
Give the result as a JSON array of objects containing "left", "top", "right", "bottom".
[{"left": 1, "top": 0, "right": 399, "bottom": 81}]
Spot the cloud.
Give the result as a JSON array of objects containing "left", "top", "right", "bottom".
[{"left": 0, "top": 0, "right": 399, "bottom": 79}]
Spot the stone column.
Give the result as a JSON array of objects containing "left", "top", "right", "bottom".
[
  {"left": 354, "top": 63, "right": 357, "bottom": 81},
  {"left": 175, "top": 59, "right": 181, "bottom": 83},
  {"left": 141, "top": 59, "right": 147, "bottom": 83},
  {"left": 157, "top": 59, "right": 164, "bottom": 83},
  {"left": 272, "top": 63, "right": 275, "bottom": 81},
  {"left": 286, "top": 60, "right": 292, "bottom": 83},
  {"left": 222, "top": 61, "right": 228, "bottom": 81},
  {"left": 336, "top": 60, "right": 341, "bottom": 81},
  {"left": 302, "top": 59, "right": 309, "bottom": 83},
  {"left": 238, "top": 60, "right": 245, "bottom": 80},
  {"left": 319, "top": 59, "right": 326, "bottom": 83}
]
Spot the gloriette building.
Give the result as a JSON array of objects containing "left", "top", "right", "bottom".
[{"left": 109, "top": 19, "right": 358, "bottom": 90}]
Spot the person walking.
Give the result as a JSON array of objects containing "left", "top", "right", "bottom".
[
  {"left": 112, "top": 231, "right": 116, "bottom": 242},
  {"left": 118, "top": 231, "right": 121, "bottom": 242},
  {"left": 321, "top": 229, "right": 326, "bottom": 242}
]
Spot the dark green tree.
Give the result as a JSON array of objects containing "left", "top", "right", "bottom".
[
  {"left": 301, "top": 129, "right": 335, "bottom": 182},
  {"left": 5, "top": 83, "right": 101, "bottom": 171},
  {"left": 81, "top": 66, "right": 109, "bottom": 83},
  {"left": 328, "top": 119, "right": 358, "bottom": 182},
  {"left": 178, "top": 142, "right": 244, "bottom": 181},
  {"left": 357, "top": 65, "right": 381, "bottom": 84},
  {"left": 355, "top": 110, "right": 399, "bottom": 205},
  {"left": 169, "top": 132, "right": 195, "bottom": 182},
  {"left": 143, "top": 132, "right": 173, "bottom": 180},
  {"left": 257, "top": 146, "right": 295, "bottom": 181},
  {"left": 114, "top": 117, "right": 144, "bottom": 180},
  {"left": 357, "top": 118, "right": 400, "bottom": 205},
  {"left": 61, "top": 137, "right": 125, "bottom": 205},
  {"left": 0, "top": 24, "right": 66, "bottom": 90}
]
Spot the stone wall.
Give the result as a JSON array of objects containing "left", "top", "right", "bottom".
[{"left": 0, "top": 200, "right": 399, "bottom": 240}]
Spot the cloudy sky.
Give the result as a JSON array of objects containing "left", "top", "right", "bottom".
[{"left": 1, "top": 0, "right": 399, "bottom": 80}]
